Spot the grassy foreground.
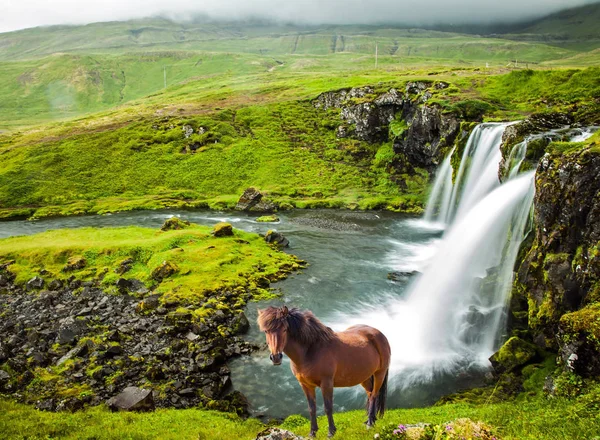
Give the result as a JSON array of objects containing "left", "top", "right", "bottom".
[{"left": 1, "top": 383, "right": 599, "bottom": 440}]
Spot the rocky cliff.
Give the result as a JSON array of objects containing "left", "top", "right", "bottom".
[
  {"left": 313, "top": 81, "right": 462, "bottom": 172},
  {"left": 501, "top": 118, "right": 600, "bottom": 379}
]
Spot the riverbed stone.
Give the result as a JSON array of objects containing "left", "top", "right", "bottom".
[
  {"left": 106, "top": 386, "right": 155, "bottom": 412},
  {"left": 256, "top": 428, "right": 306, "bottom": 440}
]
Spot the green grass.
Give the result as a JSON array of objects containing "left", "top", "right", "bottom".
[
  {"left": 1, "top": 381, "right": 600, "bottom": 440},
  {"left": 0, "top": 223, "right": 300, "bottom": 304}
]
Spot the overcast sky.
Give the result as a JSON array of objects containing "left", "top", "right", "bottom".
[{"left": 1, "top": 0, "right": 598, "bottom": 33}]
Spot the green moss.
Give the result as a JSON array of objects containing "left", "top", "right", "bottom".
[
  {"left": 255, "top": 215, "right": 279, "bottom": 223},
  {"left": 490, "top": 336, "right": 538, "bottom": 373},
  {"left": 559, "top": 303, "right": 600, "bottom": 351}
]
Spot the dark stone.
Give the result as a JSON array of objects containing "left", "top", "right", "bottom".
[
  {"left": 35, "top": 399, "right": 56, "bottom": 411},
  {"left": 116, "top": 278, "right": 148, "bottom": 294},
  {"left": 115, "top": 258, "right": 134, "bottom": 275},
  {"left": 63, "top": 256, "right": 87, "bottom": 272},
  {"left": 387, "top": 271, "right": 420, "bottom": 281},
  {"left": 26, "top": 276, "right": 45, "bottom": 290},
  {"left": 234, "top": 188, "right": 275, "bottom": 212},
  {"left": 264, "top": 230, "right": 289, "bottom": 248},
  {"left": 48, "top": 279, "right": 63, "bottom": 291},
  {"left": 231, "top": 312, "right": 250, "bottom": 335},
  {"left": 57, "top": 328, "right": 76, "bottom": 345}
]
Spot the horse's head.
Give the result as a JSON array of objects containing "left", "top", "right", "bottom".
[{"left": 257, "top": 306, "right": 290, "bottom": 366}]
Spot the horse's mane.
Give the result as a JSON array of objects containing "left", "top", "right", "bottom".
[{"left": 257, "top": 306, "right": 336, "bottom": 347}]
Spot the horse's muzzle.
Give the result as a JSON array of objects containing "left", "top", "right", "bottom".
[{"left": 270, "top": 353, "right": 283, "bottom": 365}]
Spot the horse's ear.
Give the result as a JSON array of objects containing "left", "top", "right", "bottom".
[
  {"left": 282, "top": 305, "right": 289, "bottom": 316},
  {"left": 257, "top": 308, "right": 264, "bottom": 317}
]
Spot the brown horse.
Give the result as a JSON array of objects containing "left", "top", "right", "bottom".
[{"left": 257, "top": 306, "right": 391, "bottom": 438}]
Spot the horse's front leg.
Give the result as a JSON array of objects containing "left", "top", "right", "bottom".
[
  {"left": 322, "top": 378, "right": 337, "bottom": 438},
  {"left": 300, "top": 383, "right": 318, "bottom": 437}
]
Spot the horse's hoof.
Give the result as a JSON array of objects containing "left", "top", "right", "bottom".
[
  {"left": 309, "top": 431, "right": 317, "bottom": 438},
  {"left": 328, "top": 429, "right": 337, "bottom": 438}
]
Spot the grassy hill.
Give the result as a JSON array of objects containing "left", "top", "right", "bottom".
[
  {"left": 495, "top": 2, "right": 600, "bottom": 51},
  {"left": 2, "top": 5, "right": 598, "bottom": 129}
]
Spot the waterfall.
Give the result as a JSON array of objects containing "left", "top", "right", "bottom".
[
  {"left": 331, "top": 122, "right": 535, "bottom": 390},
  {"left": 423, "top": 149, "right": 454, "bottom": 225},
  {"left": 425, "top": 123, "right": 509, "bottom": 225}
]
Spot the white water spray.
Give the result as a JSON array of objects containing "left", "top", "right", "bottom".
[{"left": 331, "top": 122, "right": 536, "bottom": 391}]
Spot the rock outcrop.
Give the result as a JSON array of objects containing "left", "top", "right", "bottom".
[{"left": 312, "top": 82, "right": 461, "bottom": 171}]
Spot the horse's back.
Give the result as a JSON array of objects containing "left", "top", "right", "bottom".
[{"left": 330, "top": 324, "right": 390, "bottom": 386}]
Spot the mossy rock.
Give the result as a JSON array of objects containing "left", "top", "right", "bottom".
[
  {"left": 161, "top": 217, "right": 190, "bottom": 231},
  {"left": 212, "top": 222, "right": 233, "bottom": 237},
  {"left": 151, "top": 261, "right": 178, "bottom": 282},
  {"left": 558, "top": 303, "right": 600, "bottom": 377},
  {"left": 63, "top": 256, "right": 86, "bottom": 272},
  {"left": 256, "top": 215, "right": 279, "bottom": 223},
  {"left": 489, "top": 336, "right": 538, "bottom": 374}
]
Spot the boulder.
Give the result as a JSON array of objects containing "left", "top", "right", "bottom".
[
  {"left": 106, "top": 387, "right": 155, "bottom": 412},
  {"left": 489, "top": 336, "right": 538, "bottom": 374},
  {"left": 161, "top": 217, "right": 190, "bottom": 231},
  {"left": 235, "top": 188, "right": 276, "bottom": 212},
  {"left": 264, "top": 230, "right": 289, "bottom": 248},
  {"left": 26, "top": 276, "right": 45, "bottom": 290},
  {"left": 231, "top": 312, "right": 250, "bottom": 335},
  {"left": 151, "top": 261, "right": 178, "bottom": 282},
  {"left": 212, "top": 222, "right": 234, "bottom": 237}
]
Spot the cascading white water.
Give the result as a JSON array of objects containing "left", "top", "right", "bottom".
[
  {"left": 423, "top": 148, "right": 454, "bottom": 226},
  {"left": 331, "top": 122, "right": 535, "bottom": 390},
  {"left": 424, "top": 123, "right": 510, "bottom": 225}
]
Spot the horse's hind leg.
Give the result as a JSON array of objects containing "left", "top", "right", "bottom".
[
  {"left": 300, "top": 383, "right": 318, "bottom": 437},
  {"left": 366, "top": 369, "right": 387, "bottom": 427},
  {"left": 360, "top": 378, "right": 375, "bottom": 428},
  {"left": 321, "top": 378, "right": 337, "bottom": 438}
]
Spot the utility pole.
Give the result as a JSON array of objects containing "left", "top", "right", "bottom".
[{"left": 163, "top": 66, "right": 167, "bottom": 89}]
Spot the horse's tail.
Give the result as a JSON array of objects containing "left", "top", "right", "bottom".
[{"left": 376, "top": 369, "right": 389, "bottom": 418}]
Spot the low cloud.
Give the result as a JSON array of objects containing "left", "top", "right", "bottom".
[{"left": 1, "top": 0, "right": 598, "bottom": 33}]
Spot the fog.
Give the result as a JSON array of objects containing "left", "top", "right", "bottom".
[{"left": 1, "top": 0, "right": 598, "bottom": 33}]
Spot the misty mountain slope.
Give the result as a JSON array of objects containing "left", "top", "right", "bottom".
[
  {"left": 0, "top": 12, "right": 592, "bottom": 61},
  {"left": 514, "top": 2, "right": 600, "bottom": 39}
]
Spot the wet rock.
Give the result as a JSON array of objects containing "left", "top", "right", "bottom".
[
  {"left": 387, "top": 271, "right": 420, "bottom": 281},
  {"left": 161, "top": 217, "right": 190, "bottom": 231},
  {"left": 212, "top": 222, "right": 233, "bottom": 237},
  {"left": 27, "top": 276, "right": 45, "bottom": 290},
  {"left": 106, "top": 387, "right": 155, "bottom": 412},
  {"left": 231, "top": 312, "right": 250, "bottom": 335},
  {"left": 151, "top": 261, "right": 178, "bottom": 282},
  {"left": 235, "top": 187, "right": 275, "bottom": 212},
  {"left": 489, "top": 337, "right": 538, "bottom": 374},
  {"left": 256, "top": 428, "right": 306, "bottom": 440},
  {"left": 264, "top": 230, "right": 289, "bottom": 248}
]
